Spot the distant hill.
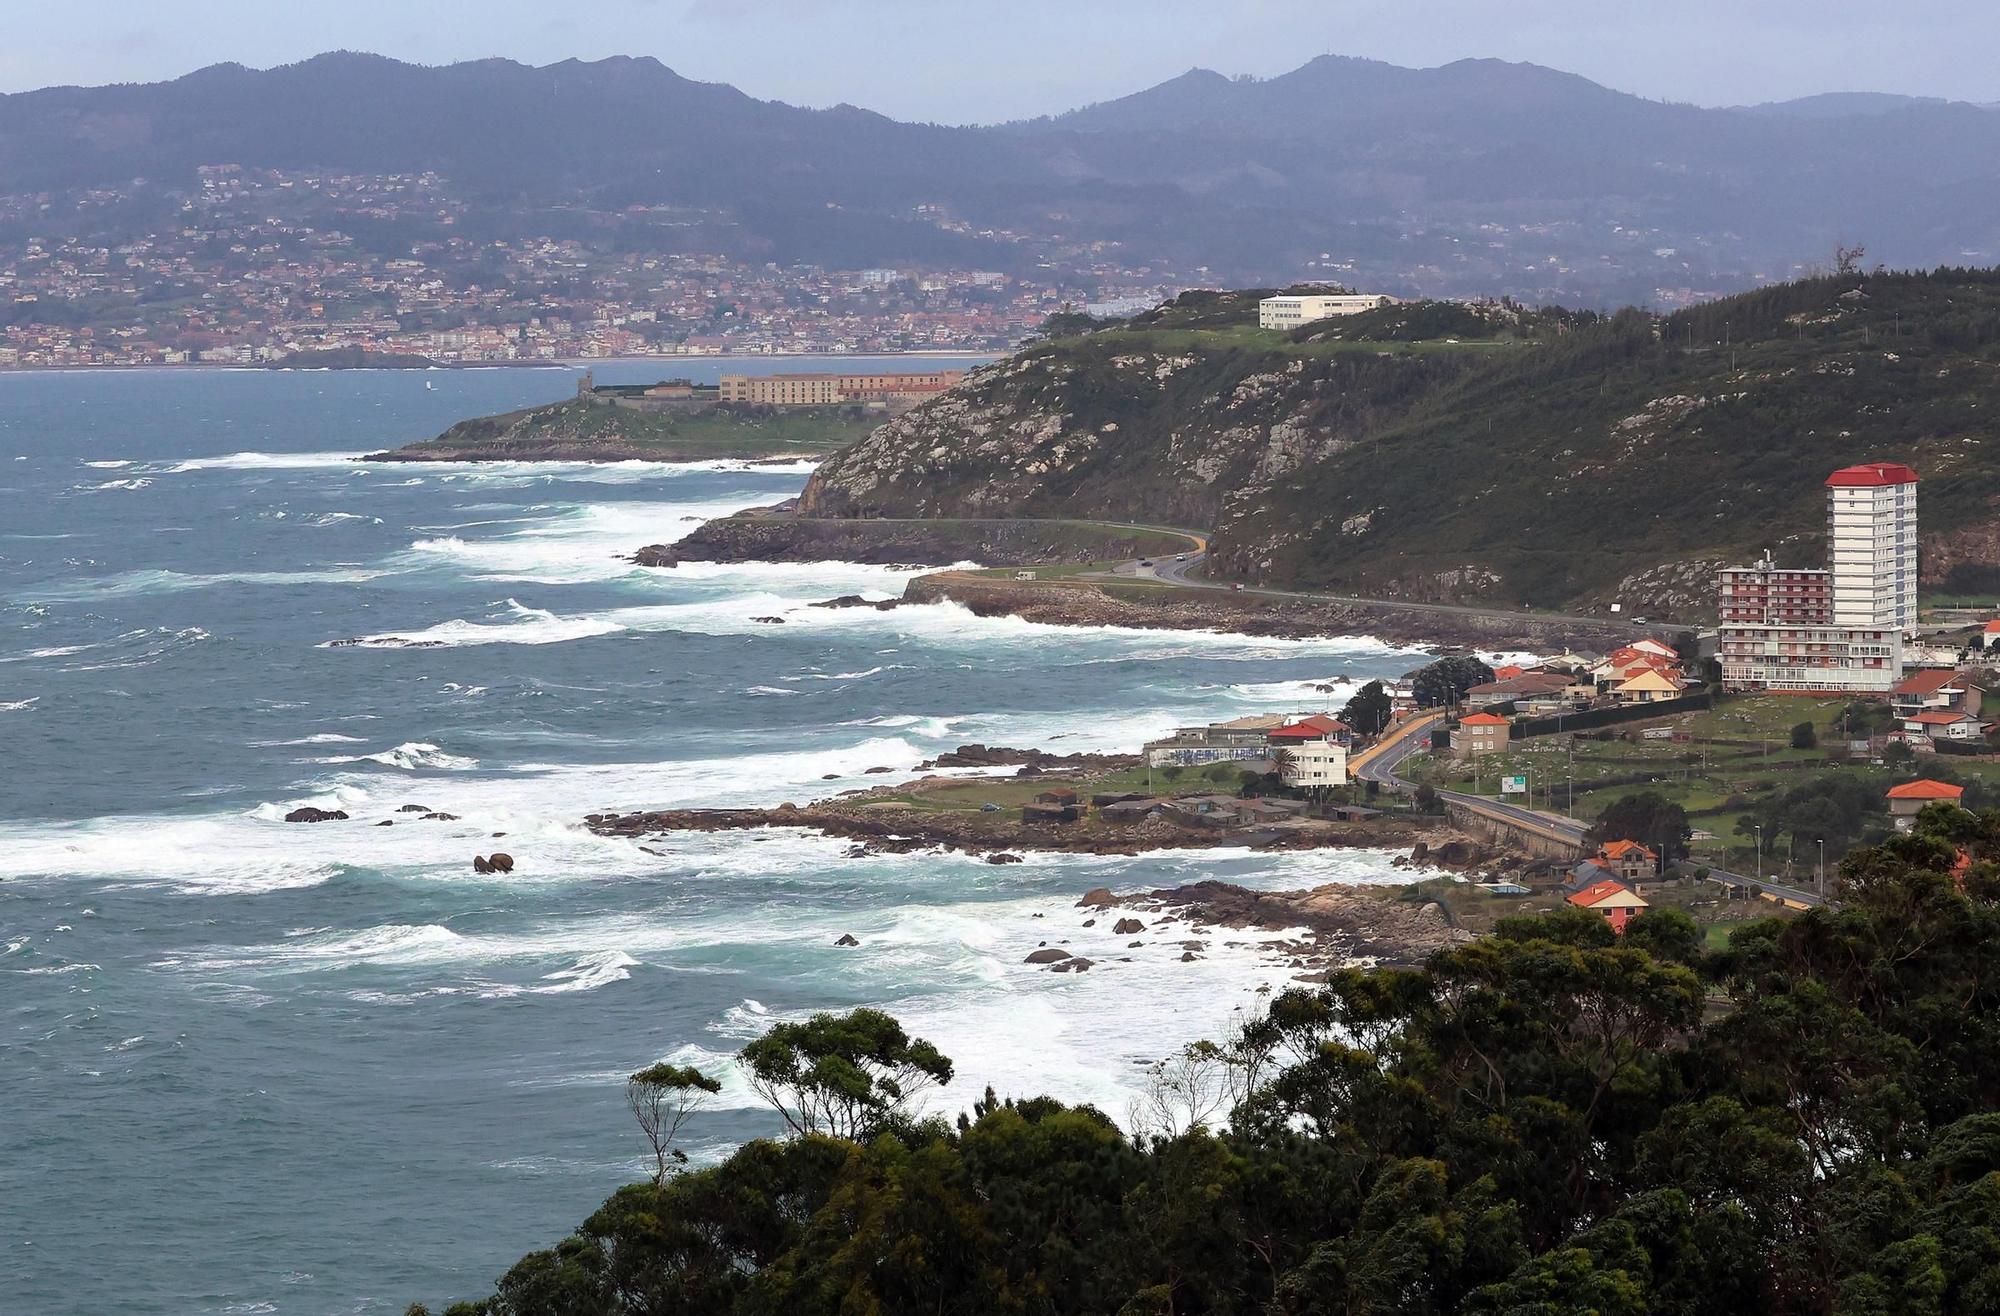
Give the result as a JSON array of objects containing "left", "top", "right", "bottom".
[
  {"left": 7, "top": 53, "right": 2000, "bottom": 298},
  {"left": 801, "top": 270, "right": 2000, "bottom": 618}
]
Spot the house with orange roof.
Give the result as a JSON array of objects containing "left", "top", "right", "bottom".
[
  {"left": 1983, "top": 620, "right": 2000, "bottom": 650},
  {"left": 1595, "top": 838, "right": 1660, "bottom": 886},
  {"left": 1567, "top": 879, "right": 1649, "bottom": 933},
  {"left": 1887, "top": 779, "right": 1967, "bottom": 831},
  {"left": 1904, "top": 709, "right": 1989, "bottom": 746},
  {"left": 1450, "top": 711, "right": 1511, "bottom": 759}
]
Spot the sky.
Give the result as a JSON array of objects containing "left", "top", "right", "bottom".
[{"left": 5, "top": 1, "right": 1997, "bottom": 122}]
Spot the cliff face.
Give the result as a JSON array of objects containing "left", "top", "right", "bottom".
[{"left": 798, "top": 342, "right": 1462, "bottom": 528}]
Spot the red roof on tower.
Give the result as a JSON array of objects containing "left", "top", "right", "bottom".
[{"left": 1826, "top": 463, "right": 1920, "bottom": 488}]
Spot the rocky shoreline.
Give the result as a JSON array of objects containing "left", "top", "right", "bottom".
[
  {"left": 899, "top": 571, "right": 1634, "bottom": 651},
  {"left": 630, "top": 513, "right": 1193, "bottom": 571}
]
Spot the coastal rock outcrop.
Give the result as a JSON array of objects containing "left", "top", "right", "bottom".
[{"left": 284, "top": 806, "right": 348, "bottom": 823}]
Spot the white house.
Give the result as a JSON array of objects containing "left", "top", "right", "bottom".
[
  {"left": 1282, "top": 739, "right": 1349, "bottom": 789},
  {"left": 1258, "top": 294, "right": 1396, "bottom": 331}
]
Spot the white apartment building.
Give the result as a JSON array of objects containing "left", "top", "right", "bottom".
[
  {"left": 1282, "top": 739, "right": 1349, "bottom": 789},
  {"left": 1258, "top": 293, "right": 1395, "bottom": 330},
  {"left": 1716, "top": 463, "right": 1917, "bottom": 694},
  {"left": 1826, "top": 463, "right": 1919, "bottom": 633}
]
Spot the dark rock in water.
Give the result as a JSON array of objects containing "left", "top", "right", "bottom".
[
  {"left": 1082, "top": 918, "right": 1097, "bottom": 928},
  {"left": 1051, "top": 957, "right": 1094, "bottom": 973},
  {"left": 1181, "top": 951, "right": 1203, "bottom": 962},
  {"left": 473, "top": 856, "right": 494, "bottom": 874},
  {"left": 1025, "top": 948, "right": 1072, "bottom": 965},
  {"left": 1113, "top": 917, "right": 1145, "bottom": 935},
  {"left": 631, "top": 545, "right": 679, "bottom": 568},
  {"left": 1127, "top": 940, "right": 1144, "bottom": 948},
  {"left": 284, "top": 807, "right": 348, "bottom": 823},
  {"left": 1077, "top": 887, "right": 1117, "bottom": 909},
  {"left": 812, "top": 594, "right": 901, "bottom": 612},
  {"left": 834, "top": 933, "right": 860, "bottom": 947},
  {"left": 376, "top": 819, "right": 394, "bottom": 827},
  {"left": 822, "top": 773, "right": 841, "bottom": 780},
  {"left": 863, "top": 765, "right": 894, "bottom": 774},
  {"left": 751, "top": 615, "right": 786, "bottom": 625},
  {"left": 421, "top": 811, "right": 460, "bottom": 822},
  {"left": 986, "top": 852, "right": 1024, "bottom": 865},
  {"left": 487, "top": 853, "right": 515, "bottom": 874},
  {"left": 397, "top": 804, "right": 433, "bottom": 814}
]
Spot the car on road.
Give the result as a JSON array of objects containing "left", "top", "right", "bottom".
[
  {"left": 1231, "top": 583, "right": 1244, "bottom": 591},
  {"left": 1138, "top": 559, "right": 1154, "bottom": 567},
  {"left": 1175, "top": 554, "right": 1187, "bottom": 561}
]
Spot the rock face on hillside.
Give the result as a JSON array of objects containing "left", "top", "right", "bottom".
[{"left": 799, "top": 344, "right": 1455, "bottom": 529}]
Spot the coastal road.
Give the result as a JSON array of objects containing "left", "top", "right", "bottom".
[
  {"left": 1089, "top": 534, "right": 1678, "bottom": 642},
  {"left": 1351, "top": 710, "right": 1590, "bottom": 852},
  {"left": 1356, "top": 711, "right": 1831, "bottom": 906}
]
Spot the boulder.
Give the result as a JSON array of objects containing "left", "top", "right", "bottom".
[
  {"left": 751, "top": 615, "right": 787, "bottom": 625},
  {"left": 1077, "top": 887, "right": 1117, "bottom": 909},
  {"left": 1181, "top": 951, "right": 1203, "bottom": 962},
  {"left": 421, "top": 811, "right": 459, "bottom": 822},
  {"left": 473, "top": 856, "right": 494, "bottom": 874},
  {"left": 397, "top": 804, "right": 433, "bottom": 814},
  {"left": 631, "top": 545, "right": 679, "bottom": 568},
  {"left": 375, "top": 820, "right": 394, "bottom": 827},
  {"left": 834, "top": 933, "right": 860, "bottom": 947},
  {"left": 986, "top": 852, "right": 1024, "bottom": 865},
  {"left": 1051, "top": 957, "right": 1095, "bottom": 973},
  {"left": 1082, "top": 919, "right": 1096, "bottom": 928},
  {"left": 284, "top": 806, "right": 348, "bottom": 823},
  {"left": 487, "top": 853, "right": 515, "bottom": 874},
  {"left": 1113, "top": 917, "right": 1145, "bottom": 935},
  {"left": 863, "top": 765, "right": 894, "bottom": 774},
  {"left": 1024, "top": 948, "right": 1072, "bottom": 965}
]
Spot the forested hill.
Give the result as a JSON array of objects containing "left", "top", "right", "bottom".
[{"left": 799, "top": 271, "right": 2000, "bottom": 616}]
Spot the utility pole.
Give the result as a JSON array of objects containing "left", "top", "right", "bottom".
[
  {"left": 1818, "top": 838, "right": 1826, "bottom": 896},
  {"left": 1755, "top": 824, "right": 1764, "bottom": 885}
]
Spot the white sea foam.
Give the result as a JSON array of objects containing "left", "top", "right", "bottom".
[
  {"left": 534, "top": 951, "right": 641, "bottom": 994},
  {"left": 0, "top": 697, "right": 41, "bottom": 712},
  {"left": 86, "top": 477, "right": 153, "bottom": 491},
  {"left": 25, "top": 568, "right": 389, "bottom": 601},
  {"left": 319, "top": 742, "right": 479, "bottom": 771},
  {"left": 324, "top": 599, "right": 626, "bottom": 649},
  {"left": 82, "top": 459, "right": 133, "bottom": 469},
  {"left": 166, "top": 451, "right": 374, "bottom": 472}
]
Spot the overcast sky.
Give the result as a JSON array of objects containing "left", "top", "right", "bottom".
[{"left": 6, "top": 1, "right": 1997, "bottom": 121}]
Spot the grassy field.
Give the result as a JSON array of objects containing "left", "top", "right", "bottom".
[
  {"left": 1404, "top": 693, "right": 2000, "bottom": 876},
  {"left": 393, "top": 398, "right": 880, "bottom": 460},
  {"left": 1074, "top": 325, "right": 1523, "bottom": 360}
]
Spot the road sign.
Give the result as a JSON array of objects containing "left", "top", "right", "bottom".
[{"left": 1500, "top": 775, "right": 1527, "bottom": 795}]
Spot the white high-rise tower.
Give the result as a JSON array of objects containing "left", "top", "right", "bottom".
[{"left": 1826, "top": 462, "right": 1919, "bottom": 633}]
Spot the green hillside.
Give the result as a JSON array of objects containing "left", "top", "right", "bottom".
[
  {"left": 802, "top": 270, "right": 2000, "bottom": 617},
  {"left": 368, "top": 397, "right": 878, "bottom": 463}
]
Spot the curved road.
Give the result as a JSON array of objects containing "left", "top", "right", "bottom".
[{"left": 1093, "top": 540, "right": 1682, "bottom": 641}]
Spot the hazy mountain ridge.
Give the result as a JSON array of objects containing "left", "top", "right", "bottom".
[{"left": 5, "top": 51, "right": 2000, "bottom": 298}]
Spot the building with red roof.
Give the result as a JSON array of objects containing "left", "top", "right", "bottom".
[
  {"left": 1596, "top": 839, "right": 1660, "bottom": 885},
  {"left": 1888, "top": 779, "right": 1968, "bottom": 831},
  {"left": 1718, "top": 464, "right": 1917, "bottom": 694},
  {"left": 1567, "top": 879, "right": 1649, "bottom": 934},
  {"left": 1450, "top": 711, "right": 1511, "bottom": 759}
]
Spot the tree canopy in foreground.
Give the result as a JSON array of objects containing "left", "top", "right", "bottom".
[{"left": 416, "top": 802, "right": 2000, "bottom": 1315}]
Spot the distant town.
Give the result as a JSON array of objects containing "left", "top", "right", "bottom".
[
  {"left": 0, "top": 164, "right": 1767, "bottom": 370},
  {"left": 0, "top": 166, "right": 1184, "bottom": 368}
]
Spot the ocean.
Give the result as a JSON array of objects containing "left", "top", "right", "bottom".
[{"left": 0, "top": 361, "right": 1435, "bottom": 1314}]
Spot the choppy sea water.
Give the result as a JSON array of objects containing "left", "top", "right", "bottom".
[{"left": 1, "top": 362, "right": 1437, "bottom": 1314}]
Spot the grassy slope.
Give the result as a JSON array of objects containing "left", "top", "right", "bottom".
[
  {"left": 389, "top": 398, "right": 879, "bottom": 460},
  {"left": 1214, "top": 270, "right": 2000, "bottom": 607}
]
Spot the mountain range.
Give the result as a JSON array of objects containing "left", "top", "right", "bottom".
[{"left": 6, "top": 51, "right": 2000, "bottom": 300}]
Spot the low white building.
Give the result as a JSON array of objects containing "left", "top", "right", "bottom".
[
  {"left": 1283, "top": 739, "right": 1349, "bottom": 789},
  {"left": 1258, "top": 294, "right": 1395, "bottom": 331}
]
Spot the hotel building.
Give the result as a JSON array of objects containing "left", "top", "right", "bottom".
[{"left": 1717, "top": 464, "right": 1918, "bottom": 694}]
